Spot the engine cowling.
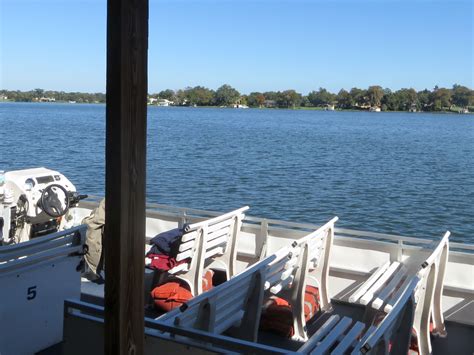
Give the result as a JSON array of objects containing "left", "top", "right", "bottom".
[{"left": 0, "top": 167, "right": 79, "bottom": 244}]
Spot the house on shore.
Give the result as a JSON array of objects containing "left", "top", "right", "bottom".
[
  {"left": 157, "top": 99, "right": 173, "bottom": 106},
  {"left": 231, "top": 103, "right": 249, "bottom": 109},
  {"left": 264, "top": 99, "right": 276, "bottom": 108},
  {"left": 36, "top": 97, "right": 56, "bottom": 102},
  {"left": 148, "top": 98, "right": 174, "bottom": 106}
]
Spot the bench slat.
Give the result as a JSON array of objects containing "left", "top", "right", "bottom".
[
  {"left": 168, "top": 263, "right": 189, "bottom": 274},
  {"left": 181, "top": 230, "right": 198, "bottom": 243},
  {"left": 216, "top": 286, "right": 251, "bottom": 313},
  {"left": 214, "top": 310, "right": 245, "bottom": 334},
  {"left": 331, "top": 321, "right": 365, "bottom": 355},
  {"left": 204, "top": 246, "right": 224, "bottom": 259},
  {"left": 185, "top": 207, "right": 248, "bottom": 232},
  {"left": 174, "top": 306, "right": 201, "bottom": 327},
  {"left": 349, "top": 261, "right": 391, "bottom": 303},
  {"left": 284, "top": 257, "right": 298, "bottom": 270},
  {"left": 264, "top": 268, "right": 288, "bottom": 290},
  {"left": 265, "top": 256, "right": 291, "bottom": 279},
  {"left": 270, "top": 275, "right": 294, "bottom": 294},
  {"left": 212, "top": 274, "right": 255, "bottom": 301},
  {"left": 298, "top": 315, "right": 340, "bottom": 353},
  {"left": 207, "top": 219, "right": 233, "bottom": 235},
  {"left": 178, "top": 239, "right": 195, "bottom": 252},
  {"left": 372, "top": 266, "right": 407, "bottom": 310},
  {"left": 350, "top": 325, "right": 377, "bottom": 355},
  {"left": 384, "top": 276, "right": 417, "bottom": 313},
  {"left": 215, "top": 300, "right": 248, "bottom": 325},
  {"left": 360, "top": 262, "right": 400, "bottom": 306},
  {"left": 205, "top": 235, "right": 228, "bottom": 250},
  {"left": 176, "top": 249, "right": 194, "bottom": 261},
  {"left": 310, "top": 316, "right": 352, "bottom": 355}
]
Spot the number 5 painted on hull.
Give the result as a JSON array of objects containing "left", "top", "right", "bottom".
[{"left": 27, "top": 285, "right": 37, "bottom": 300}]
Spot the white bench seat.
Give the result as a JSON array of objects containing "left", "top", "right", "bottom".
[
  {"left": 348, "top": 231, "right": 450, "bottom": 355},
  {"left": 162, "top": 206, "right": 249, "bottom": 296},
  {"left": 299, "top": 276, "right": 419, "bottom": 355},
  {"left": 263, "top": 217, "right": 338, "bottom": 340},
  {"left": 157, "top": 242, "right": 419, "bottom": 354},
  {"left": 159, "top": 251, "right": 270, "bottom": 342}
]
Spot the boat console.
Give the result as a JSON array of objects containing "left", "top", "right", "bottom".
[{"left": 0, "top": 167, "right": 87, "bottom": 245}]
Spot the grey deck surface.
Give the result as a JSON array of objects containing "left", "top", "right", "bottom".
[{"left": 39, "top": 293, "right": 474, "bottom": 354}]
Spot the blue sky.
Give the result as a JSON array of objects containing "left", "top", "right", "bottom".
[{"left": 0, "top": 0, "right": 472, "bottom": 94}]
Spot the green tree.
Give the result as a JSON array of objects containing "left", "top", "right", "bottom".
[
  {"left": 367, "top": 86, "right": 384, "bottom": 107},
  {"left": 307, "top": 88, "right": 335, "bottom": 107},
  {"left": 452, "top": 85, "right": 473, "bottom": 107},
  {"left": 185, "top": 86, "right": 214, "bottom": 106},
  {"left": 214, "top": 84, "right": 240, "bottom": 106},
  {"left": 336, "top": 89, "right": 353, "bottom": 109},
  {"left": 158, "top": 89, "right": 175, "bottom": 101},
  {"left": 34, "top": 88, "right": 44, "bottom": 98},
  {"left": 247, "top": 92, "right": 266, "bottom": 107},
  {"left": 431, "top": 87, "right": 452, "bottom": 111},
  {"left": 263, "top": 91, "right": 278, "bottom": 101},
  {"left": 417, "top": 89, "right": 431, "bottom": 111},
  {"left": 300, "top": 96, "right": 311, "bottom": 107},
  {"left": 276, "top": 90, "right": 302, "bottom": 108},
  {"left": 392, "top": 88, "right": 418, "bottom": 111},
  {"left": 349, "top": 88, "right": 367, "bottom": 107},
  {"left": 174, "top": 89, "right": 187, "bottom": 105}
]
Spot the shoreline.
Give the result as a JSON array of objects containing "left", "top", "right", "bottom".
[{"left": 1, "top": 100, "right": 471, "bottom": 115}]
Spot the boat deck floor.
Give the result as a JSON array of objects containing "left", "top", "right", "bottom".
[
  {"left": 38, "top": 298, "right": 474, "bottom": 355},
  {"left": 76, "top": 279, "right": 474, "bottom": 355}
]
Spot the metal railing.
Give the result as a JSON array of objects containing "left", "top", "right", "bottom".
[{"left": 80, "top": 196, "right": 474, "bottom": 255}]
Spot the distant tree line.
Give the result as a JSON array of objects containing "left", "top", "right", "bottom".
[
  {"left": 0, "top": 89, "right": 105, "bottom": 103},
  {"left": 152, "top": 84, "right": 473, "bottom": 112},
  {"left": 2, "top": 84, "right": 473, "bottom": 112}
]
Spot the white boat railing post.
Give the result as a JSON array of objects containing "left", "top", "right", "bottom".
[{"left": 258, "top": 219, "right": 269, "bottom": 260}]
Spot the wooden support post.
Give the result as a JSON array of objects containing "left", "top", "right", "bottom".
[{"left": 104, "top": 0, "right": 148, "bottom": 353}]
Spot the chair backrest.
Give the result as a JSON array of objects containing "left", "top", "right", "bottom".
[
  {"left": 355, "top": 275, "right": 418, "bottom": 355},
  {"left": 298, "top": 276, "right": 419, "bottom": 355},
  {"left": 409, "top": 231, "right": 450, "bottom": 354},
  {"left": 168, "top": 206, "right": 249, "bottom": 295},
  {"left": 159, "top": 251, "right": 277, "bottom": 342},
  {"left": 0, "top": 225, "right": 86, "bottom": 355},
  {"left": 159, "top": 217, "right": 338, "bottom": 343},
  {"left": 262, "top": 217, "right": 338, "bottom": 340},
  {"left": 349, "top": 231, "right": 450, "bottom": 355}
]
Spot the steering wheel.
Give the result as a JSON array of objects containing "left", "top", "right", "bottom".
[{"left": 40, "top": 184, "right": 70, "bottom": 218}]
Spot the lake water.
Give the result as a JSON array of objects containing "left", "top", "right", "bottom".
[{"left": 0, "top": 102, "right": 473, "bottom": 243}]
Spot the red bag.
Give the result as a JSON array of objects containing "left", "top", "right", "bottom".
[
  {"left": 260, "top": 286, "right": 321, "bottom": 338},
  {"left": 202, "top": 269, "right": 214, "bottom": 292},
  {"left": 151, "top": 270, "right": 215, "bottom": 312},
  {"left": 373, "top": 312, "right": 434, "bottom": 354},
  {"left": 260, "top": 297, "right": 294, "bottom": 337},
  {"left": 151, "top": 280, "right": 193, "bottom": 312},
  {"left": 147, "top": 253, "right": 188, "bottom": 271},
  {"left": 304, "top": 285, "right": 320, "bottom": 321}
]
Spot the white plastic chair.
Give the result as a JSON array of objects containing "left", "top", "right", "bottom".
[
  {"left": 299, "top": 276, "right": 419, "bottom": 354},
  {"left": 263, "top": 217, "right": 338, "bottom": 340},
  {"left": 349, "top": 231, "right": 450, "bottom": 355},
  {"left": 159, "top": 251, "right": 275, "bottom": 342},
  {"left": 167, "top": 206, "right": 249, "bottom": 295}
]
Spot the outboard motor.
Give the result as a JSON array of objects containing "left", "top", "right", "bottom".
[{"left": 0, "top": 167, "right": 87, "bottom": 244}]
